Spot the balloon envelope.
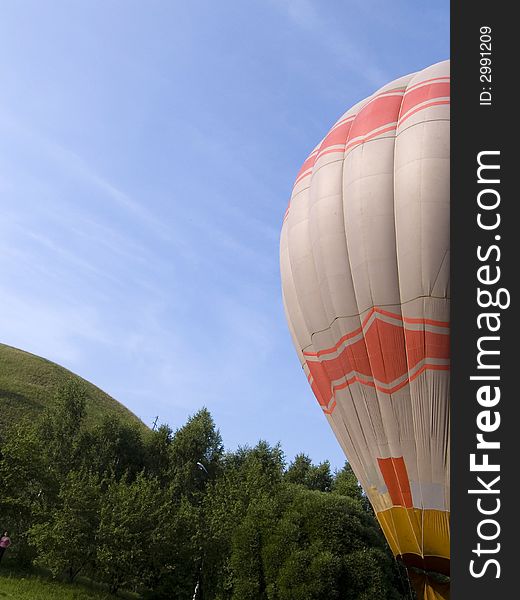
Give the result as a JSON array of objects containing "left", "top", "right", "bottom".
[{"left": 280, "top": 61, "right": 450, "bottom": 599}]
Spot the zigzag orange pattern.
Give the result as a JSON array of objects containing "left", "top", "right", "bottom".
[{"left": 304, "top": 308, "right": 450, "bottom": 412}]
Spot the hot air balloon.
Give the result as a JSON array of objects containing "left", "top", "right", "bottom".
[{"left": 280, "top": 61, "right": 450, "bottom": 599}]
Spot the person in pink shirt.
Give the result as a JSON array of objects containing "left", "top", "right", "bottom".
[{"left": 0, "top": 531, "right": 11, "bottom": 564}]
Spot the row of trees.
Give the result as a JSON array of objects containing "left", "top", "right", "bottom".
[{"left": 0, "top": 381, "right": 411, "bottom": 599}]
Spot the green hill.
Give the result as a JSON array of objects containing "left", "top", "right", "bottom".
[{"left": 0, "top": 343, "right": 148, "bottom": 436}]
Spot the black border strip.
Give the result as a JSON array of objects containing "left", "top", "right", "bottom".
[{"left": 451, "top": 3, "right": 518, "bottom": 597}]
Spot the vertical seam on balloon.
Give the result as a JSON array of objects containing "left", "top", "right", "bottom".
[
  {"left": 342, "top": 81, "right": 415, "bottom": 542},
  {"left": 430, "top": 249, "right": 449, "bottom": 296},
  {"left": 333, "top": 398, "right": 375, "bottom": 495},
  {"left": 418, "top": 123, "right": 431, "bottom": 554},
  {"left": 386, "top": 506, "right": 405, "bottom": 562},
  {"left": 291, "top": 101, "right": 377, "bottom": 493},
  {"left": 305, "top": 109, "right": 353, "bottom": 357},
  {"left": 338, "top": 94, "right": 388, "bottom": 491},
  {"left": 360, "top": 120, "right": 421, "bottom": 553},
  {"left": 351, "top": 127, "right": 411, "bottom": 501},
  {"left": 395, "top": 74, "right": 420, "bottom": 511},
  {"left": 393, "top": 71, "right": 426, "bottom": 558},
  {"left": 333, "top": 97, "right": 388, "bottom": 493}
]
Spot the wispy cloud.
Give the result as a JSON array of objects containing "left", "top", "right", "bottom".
[
  {"left": 270, "top": 0, "right": 389, "bottom": 87},
  {"left": 0, "top": 287, "right": 109, "bottom": 365},
  {"left": 0, "top": 0, "right": 448, "bottom": 468},
  {"left": 0, "top": 110, "right": 186, "bottom": 248}
]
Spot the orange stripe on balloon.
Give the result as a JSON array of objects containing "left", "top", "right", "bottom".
[
  {"left": 344, "top": 124, "right": 397, "bottom": 153},
  {"left": 408, "top": 363, "right": 450, "bottom": 381},
  {"left": 348, "top": 94, "right": 403, "bottom": 141},
  {"left": 303, "top": 307, "right": 449, "bottom": 359},
  {"left": 377, "top": 457, "right": 413, "bottom": 508},
  {"left": 307, "top": 369, "right": 332, "bottom": 409},
  {"left": 323, "top": 400, "right": 336, "bottom": 415},
  {"left": 328, "top": 114, "right": 357, "bottom": 130},
  {"left": 405, "top": 75, "right": 450, "bottom": 93},
  {"left": 304, "top": 313, "right": 450, "bottom": 409},
  {"left": 294, "top": 155, "right": 319, "bottom": 185},
  {"left": 402, "top": 315, "right": 449, "bottom": 327},
  {"left": 404, "top": 328, "right": 450, "bottom": 370},
  {"left": 361, "top": 306, "right": 384, "bottom": 328},
  {"left": 292, "top": 89, "right": 449, "bottom": 188},
  {"left": 306, "top": 328, "right": 449, "bottom": 388},
  {"left": 399, "top": 100, "right": 450, "bottom": 126},
  {"left": 316, "top": 120, "right": 354, "bottom": 159},
  {"left": 289, "top": 81, "right": 450, "bottom": 215},
  {"left": 317, "top": 362, "right": 450, "bottom": 413},
  {"left": 304, "top": 327, "right": 364, "bottom": 358},
  {"left": 400, "top": 82, "right": 450, "bottom": 118}
]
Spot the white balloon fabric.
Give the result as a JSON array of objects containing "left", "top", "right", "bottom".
[{"left": 280, "top": 61, "right": 450, "bottom": 598}]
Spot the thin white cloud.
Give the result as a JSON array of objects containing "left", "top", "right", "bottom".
[
  {"left": 270, "top": 0, "right": 389, "bottom": 87},
  {"left": 0, "top": 110, "right": 182, "bottom": 246},
  {"left": 274, "top": 0, "right": 318, "bottom": 28},
  {"left": 0, "top": 287, "right": 109, "bottom": 365}
]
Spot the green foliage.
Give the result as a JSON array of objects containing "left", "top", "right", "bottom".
[
  {"left": 29, "top": 470, "right": 101, "bottom": 581},
  {"left": 285, "top": 454, "right": 333, "bottom": 492},
  {"left": 77, "top": 417, "right": 146, "bottom": 480},
  {"left": 238, "top": 487, "right": 398, "bottom": 600},
  {"left": 0, "top": 375, "right": 409, "bottom": 600},
  {"left": 141, "top": 496, "right": 200, "bottom": 600},
  {"left": 143, "top": 424, "right": 173, "bottom": 484},
  {"left": 168, "top": 408, "right": 223, "bottom": 501},
  {"left": 95, "top": 472, "right": 165, "bottom": 593},
  {"left": 0, "top": 343, "right": 148, "bottom": 438},
  {"left": 36, "top": 380, "right": 88, "bottom": 480},
  {"left": 332, "top": 462, "right": 363, "bottom": 500},
  {"left": 0, "top": 419, "right": 56, "bottom": 566},
  {"left": 201, "top": 442, "right": 284, "bottom": 600}
]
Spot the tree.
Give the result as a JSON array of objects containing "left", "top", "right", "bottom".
[
  {"left": 229, "top": 494, "right": 279, "bottom": 600},
  {"left": 143, "top": 496, "right": 200, "bottom": 600},
  {"left": 144, "top": 424, "right": 173, "bottom": 484},
  {"left": 76, "top": 416, "right": 146, "bottom": 480},
  {"left": 333, "top": 461, "right": 373, "bottom": 513},
  {"left": 95, "top": 472, "right": 165, "bottom": 594},
  {"left": 29, "top": 469, "right": 101, "bottom": 581},
  {"left": 286, "top": 454, "right": 333, "bottom": 492},
  {"left": 168, "top": 408, "right": 223, "bottom": 501},
  {"left": 202, "top": 442, "right": 285, "bottom": 599},
  {"left": 261, "top": 487, "right": 404, "bottom": 600},
  {"left": 0, "top": 421, "right": 51, "bottom": 566},
  {"left": 1, "top": 401, "right": 409, "bottom": 599},
  {"left": 36, "top": 379, "right": 87, "bottom": 479}
]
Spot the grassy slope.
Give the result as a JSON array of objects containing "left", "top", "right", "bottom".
[{"left": 0, "top": 343, "right": 148, "bottom": 435}]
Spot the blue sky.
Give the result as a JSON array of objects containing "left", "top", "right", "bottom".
[{"left": 0, "top": 0, "right": 449, "bottom": 469}]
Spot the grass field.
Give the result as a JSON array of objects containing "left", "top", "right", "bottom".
[
  {"left": 0, "top": 564, "right": 138, "bottom": 599},
  {"left": 0, "top": 343, "right": 148, "bottom": 435},
  {"left": 0, "top": 572, "right": 115, "bottom": 600}
]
